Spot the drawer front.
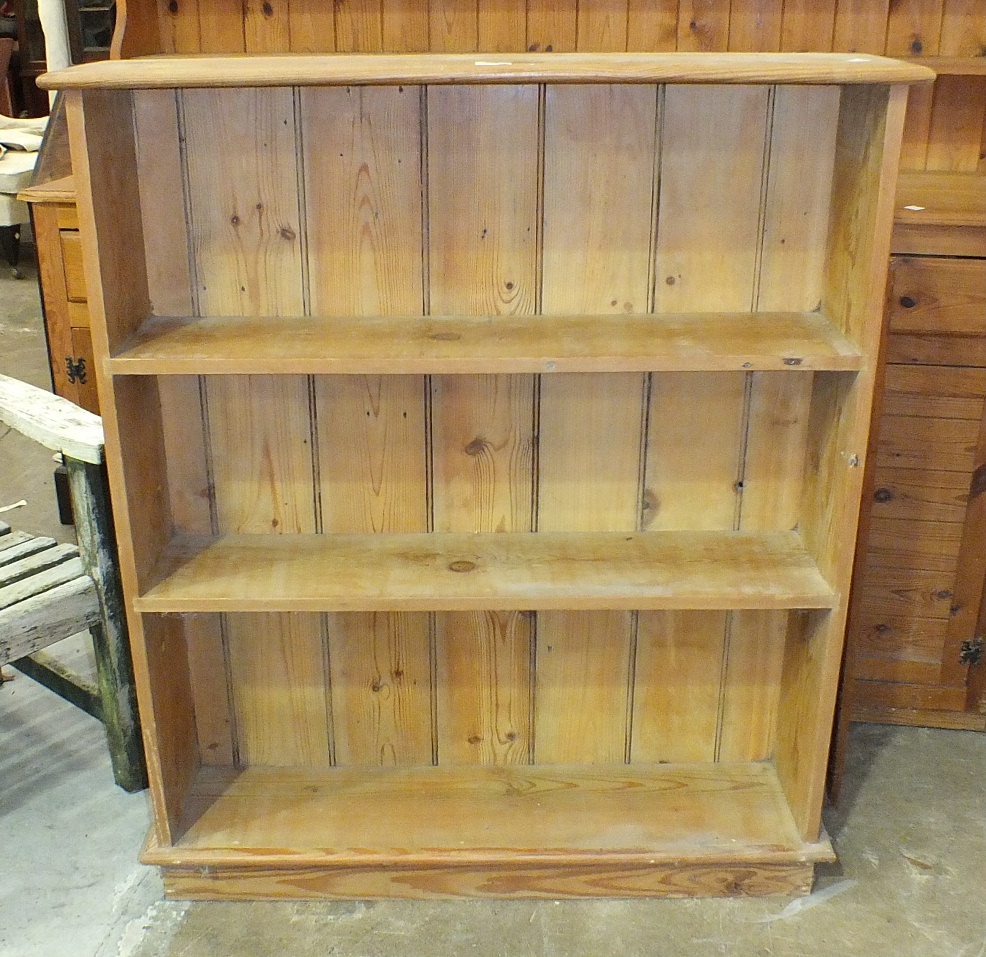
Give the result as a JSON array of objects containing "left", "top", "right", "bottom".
[
  {"left": 889, "top": 257, "right": 984, "bottom": 337},
  {"left": 59, "top": 230, "right": 88, "bottom": 303}
]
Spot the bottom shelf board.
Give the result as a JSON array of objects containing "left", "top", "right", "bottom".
[{"left": 144, "top": 762, "right": 834, "bottom": 900}]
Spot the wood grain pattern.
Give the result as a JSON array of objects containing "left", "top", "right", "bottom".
[
  {"left": 526, "top": 0, "right": 577, "bottom": 51},
  {"left": 165, "top": 761, "right": 827, "bottom": 857},
  {"left": 577, "top": 0, "right": 629, "bottom": 52},
  {"left": 109, "top": 312, "right": 863, "bottom": 375},
  {"left": 538, "top": 83, "right": 655, "bottom": 764},
  {"left": 161, "top": 860, "right": 817, "bottom": 900},
  {"left": 182, "top": 87, "right": 303, "bottom": 318},
  {"left": 436, "top": 610, "right": 531, "bottom": 763},
  {"left": 327, "top": 611, "right": 433, "bottom": 765},
  {"left": 654, "top": 85, "right": 769, "bottom": 312},
  {"left": 244, "top": 0, "right": 290, "bottom": 52},
  {"left": 289, "top": 0, "right": 336, "bottom": 51},
  {"left": 226, "top": 611, "right": 332, "bottom": 766},
  {"left": 335, "top": 0, "right": 385, "bottom": 51},
  {"left": 41, "top": 53, "right": 937, "bottom": 89},
  {"left": 643, "top": 373, "right": 745, "bottom": 531},
  {"left": 427, "top": 85, "right": 538, "bottom": 766},
  {"left": 632, "top": 611, "right": 728, "bottom": 762},
  {"left": 718, "top": 610, "right": 788, "bottom": 760},
  {"left": 137, "top": 530, "right": 837, "bottom": 612}
]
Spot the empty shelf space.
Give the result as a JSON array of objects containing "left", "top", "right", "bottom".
[
  {"left": 146, "top": 762, "right": 833, "bottom": 869},
  {"left": 135, "top": 530, "right": 836, "bottom": 613},
  {"left": 108, "top": 312, "right": 863, "bottom": 375}
]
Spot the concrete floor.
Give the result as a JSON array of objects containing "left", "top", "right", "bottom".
[{"left": 1, "top": 257, "right": 984, "bottom": 957}]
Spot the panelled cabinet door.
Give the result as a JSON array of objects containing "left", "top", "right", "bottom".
[{"left": 844, "top": 252, "right": 986, "bottom": 732}]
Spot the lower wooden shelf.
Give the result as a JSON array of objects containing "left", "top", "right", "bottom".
[
  {"left": 144, "top": 762, "right": 834, "bottom": 900},
  {"left": 136, "top": 530, "right": 836, "bottom": 612}
]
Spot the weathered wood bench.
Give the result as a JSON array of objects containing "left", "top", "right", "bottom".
[{"left": 0, "top": 373, "right": 146, "bottom": 792}]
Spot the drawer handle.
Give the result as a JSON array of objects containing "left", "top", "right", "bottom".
[{"left": 899, "top": 296, "right": 917, "bottom": 309}]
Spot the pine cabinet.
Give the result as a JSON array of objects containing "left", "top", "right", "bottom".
[
  {"left": 842, "top": 170, "right": 986, "bottom": 731},
  {"left": 42, "top": 52, "right": 930, "bottom": 900}
]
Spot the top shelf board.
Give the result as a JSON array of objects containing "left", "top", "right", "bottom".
[{"left": 39, "top": 52, "right": 935, "bottom": 90}]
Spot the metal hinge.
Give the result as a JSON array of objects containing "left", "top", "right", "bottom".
[
  {"left": 959, "top": 638, "right": 985, "bottom": 667},
  {"left": 65, "top": 357, "right": 87, "bottom": 385}
]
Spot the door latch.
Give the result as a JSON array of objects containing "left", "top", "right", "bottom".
[{"left": 65, "top": 356, "right": 88, "bottom": 385}]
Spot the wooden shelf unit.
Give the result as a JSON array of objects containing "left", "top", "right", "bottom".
[{"left": 43, "top": 53, "right": 927, "bottom": 900}]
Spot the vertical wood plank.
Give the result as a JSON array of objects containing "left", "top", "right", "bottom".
[
  {"left": 197, "top": 0, "right": 247, "bottom": 52},
  {"left": 157, "top": 0, "right": 201, "bottom": 52},
  {"left": 779, "top": 0, "right": 836, "bottom": 51},
  {"left": 289, "top": 0, "right": 337, "bottom": 50},
  {"left": 626, "top": 0, "right": 678, "bottom": 50},
  {"left": 478, "top": 0, "right": 527, "bottom": 50},
  {"left": 759, "top": 86, "right": 841, "bottom": 314},
  {"left": 647, "top": 84, "right": 771, "bottom": 768},
  {"left": 335, "top": 0, "right": 384, "bottom": 51},
  {"left": 576, "top": 0, "right": 628, "bottom": 51},
  {"left": 677, "top": 0, "right": 731, "bottom": 51},
  {"left": 718, "top": 610, "right": 788, "bottom": 762},
  {"left": 832, "top": 0, "right": 892, "bottom": 53},
  {"left": 631, "top": 612, "right": 728, "bottom": 763},
  {"left": 303, "top": 86, "right": 431, "bottom": 766},
  {"left": 538, "top": 84, "right": 655, "bottom": 763},
  {"left": 182, "top": 88, "right": 303, "bottom": 318},
  {"left": 654, "top": 85, "right": 769, "bottom": 313},
  {"left": 317, "top": 376, "right": 428, "bottom": 534},
  {"left": 244, "top": 0, "right": 291, "bottom": 50},
  {"left": 327, "top": 611, "right": 433, "bottom": 765},
  {"left": 542, "top": 85, "right": 656, "bottom": 316},
  {"left": 526, "top": 0, "right": 577, "bottom": 50},
  {"left": 207, "top": 376, "right": 316, "bottom": 535},
  {"left": 382, "top": 0, "right": 430, "bottom": 50},
  {"left": 431, "top": 375, "right": 535, "bottom": 534},
  {"left": 428, "top": 86, "right": 538, "bottom": 765},
  {"left": 885, "top": 0, "right": 944, "bottom": 56},
  {"left": 227, "top": 611, "right": 331, "bottom": 766},
  {"left": 740, "top": 373, "right": 813, "bottom": 533},
  {"left": 938, "top": 0, "right": 986, "bottom": 56},
  {"left": 429, "top": 0, "right": 478, "bottom": 49},
  {"left": 728, "top": 0, "right": 783, "bottom": 51},
  {"left": 303, "top": 86, "right": 423, "bottom": 318},
  {"left": 643, "top": 373, "right": 745, "bottom": 532},
  {"left": 534, "top": 611, "right": 634, "bottom": 763},
  {"left": 436, "top": 611, "right": 531, "bottom": 764}
]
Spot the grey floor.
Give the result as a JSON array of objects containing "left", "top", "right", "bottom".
[{"left": 1, "top": 256, "right": 984, "bottom": 957}]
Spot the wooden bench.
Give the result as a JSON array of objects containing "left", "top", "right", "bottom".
[{"left": 0, "top": 373, "right": 146, "bottom": 792}]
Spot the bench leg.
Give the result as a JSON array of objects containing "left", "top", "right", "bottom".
[{"left": 67, "top": 459, "right": 147, "bottom": 793}]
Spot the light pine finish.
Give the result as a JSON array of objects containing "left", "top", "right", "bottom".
[
  {"left": 40, "top": 52, "right": 935, "bottom": 88},
  {"left": 53, "top": 56, "right": 916, "bottom": 899},
  {"left": 108, "top": 312, "right": 864, "bottom": 374},
  {"left": 136, "top": 530, "right": 836, "bottom": 613}
]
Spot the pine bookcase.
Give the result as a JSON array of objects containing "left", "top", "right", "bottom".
[{"left": 41, "top": 52, "right": 932, "bottom": 900}]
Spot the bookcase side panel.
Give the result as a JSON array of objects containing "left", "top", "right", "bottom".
[{"left": 779, "top": 84, "right": 909, "bottom": 838}]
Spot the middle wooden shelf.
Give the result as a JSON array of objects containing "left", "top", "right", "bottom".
[
  {"left": 107, "top": 311, "right": 863, "bottom": 375},
  {"left": 135, "top": 530, "right": 836, "bottom": 612}
]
